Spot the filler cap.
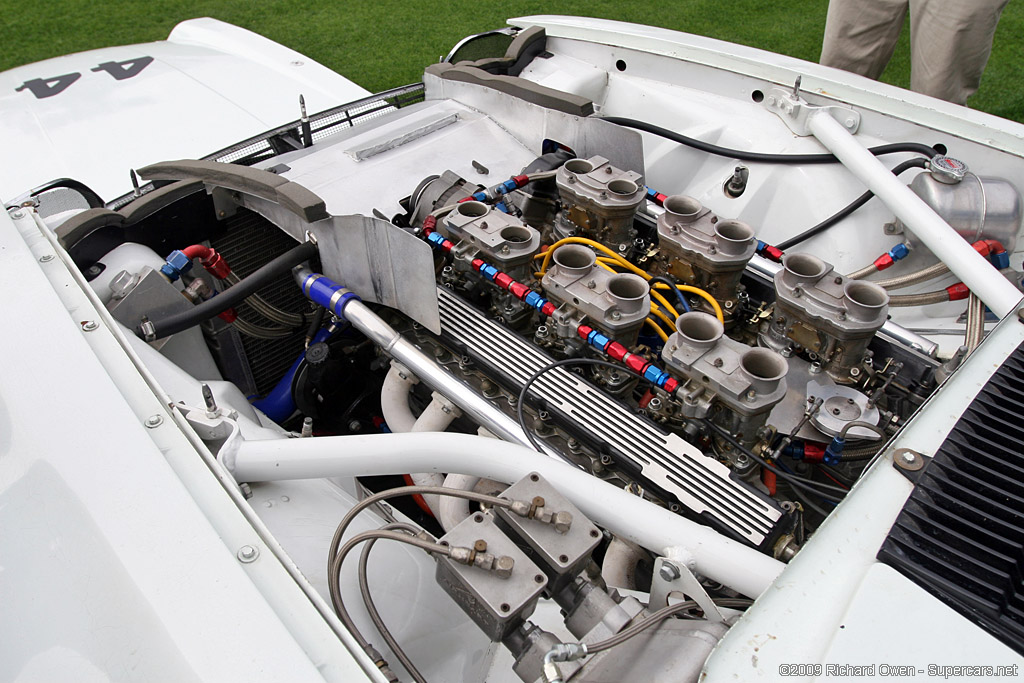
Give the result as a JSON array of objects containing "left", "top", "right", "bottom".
[{"left": 930, "top": 155, "right": 968, "bottom": 184}]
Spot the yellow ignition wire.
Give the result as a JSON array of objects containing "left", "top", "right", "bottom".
[
  {"left": 537, "top": 237, "right": 723, "bottom": 323},
  {"left": 651, "top": 283, "right": 724, "bottom": 323},
  {"left": 648, "top": 303, "right": 677, "bottom": 331},
  {"left": 644, "top": 318, "right": 670, "bottom": 342}
]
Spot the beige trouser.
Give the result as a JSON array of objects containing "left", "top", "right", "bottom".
[{"left": 820, "top": 0, "right": 1010, "bottom": 105}]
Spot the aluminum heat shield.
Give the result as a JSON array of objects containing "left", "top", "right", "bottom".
[
  {"left": 437, "top": 287, "right": 782, "bottom": 546},
  {"left": 237, "top": 194, "right": 441, "bottom": 333}
]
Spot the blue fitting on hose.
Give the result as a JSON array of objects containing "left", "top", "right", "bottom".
[
  {"left": 480, "top": 264, "right": 499, "bottom": 280},
  {"left": 991, "top": 251, "right": 1010, "bottom": 269},
  {"left": 301, "top": 273, "right": 361, "bottom": 321},
  {"left": 494, "top": 201, "right": 510, "bottom": 213},
  {"left": 426, "top": 232, "right": 447, "bottom": 248},
  {"left": 161, "top": 249, "right": 194, "bottom": 282},
  {"left": 644, "top": 365, "right": 669, "bottom": 386},
  {"left": 888, "top": 243, "right": 910, "bottom": 262},
  {"left": 587, "top": 330, "right": 610, "bottom": 350},
  {"left": 823, "top": 436, "right": 846, "bottom": 466},
  {"left": 524, "top": 291, "right": 543, "bottom": 309}
]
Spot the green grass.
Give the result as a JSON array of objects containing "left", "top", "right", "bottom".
[{"left": 1, "top": 1, "right": 1021, "bottom": 121}]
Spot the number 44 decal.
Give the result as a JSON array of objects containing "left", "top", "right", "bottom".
[{"left": 15, "top": 57, "right": 154, "bottom": 99}]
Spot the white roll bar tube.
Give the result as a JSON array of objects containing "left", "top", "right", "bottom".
[
  {"left": 225, "top": 432, "right": 785, "bottom": 598},
  {"left": 808, "top": 112, "right": 1022, "bottom": 317}
]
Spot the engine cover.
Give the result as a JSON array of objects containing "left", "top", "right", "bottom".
[{"left": 436, "top": 286, "right": 783, "bottom": 546}]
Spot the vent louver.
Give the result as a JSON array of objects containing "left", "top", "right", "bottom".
[{"left": 879, "top": 341, "right": 1024, "bottom": 654}]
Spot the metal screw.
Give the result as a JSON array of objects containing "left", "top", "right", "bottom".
[
  {"left": 10, "top": 210, "right": 24, "bottom": 219},
  {"left": 899, "top": 451, "right": 917, "bottom": 466},
  {"left": 201, "top": 383, "right": 218, "bottom": 415},
  {"left": 145, "top": 415, "right": 163, "bottom": 429},
  {"left": 659, "top": 562, "right": 681, "bottom": 581},
  {"left": 348, "top": 420, "right": 361, "bottom": 432},
  {"left": 610, "top": 310, "right": 621, "bottom": 320},
  {"left": 81, "top": 320, "right": 99, "bottom": 331},
  {"left": 237, "top": 545, "right": 259, "bottom": 563},
  {"left": 39, "top": 254, "right": 54, "bottom": 262}
]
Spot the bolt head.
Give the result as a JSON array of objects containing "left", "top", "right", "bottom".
[
  {"left": 553, "top": 511, "right": 573, "bottom": 535},
  {"left": 237, "top": 545, "right": 259, "bottom": 563},
  {"left": 145, "top": 415, "right": 163, "bottom": 428},
  {"left": 494, "top": 555, "right": 515, "bottom": 579},
  {"left": 659, "top": 562, "right": 681, "bottom": 581},
  {"left": 10, "top": 210, "right": 24, "bottom": 219}
]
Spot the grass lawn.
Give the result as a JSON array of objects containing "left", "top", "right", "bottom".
[{"left": 1, "top": 1, "right": 1021, "bottom": 122}]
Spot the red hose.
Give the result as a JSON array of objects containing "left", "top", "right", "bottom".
[{"left": 182, "top": 244, "right": 231, "bottom": 279}]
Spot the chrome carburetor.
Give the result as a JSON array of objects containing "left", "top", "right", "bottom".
[
  {"left": 761, "top": 253, "right": 889, "bottom": 383},
  {"left": 656, "top": 195, "right": 756, "bottom": 323},
  {"left": 554, "top": 156, "right": 645, "bottom": 249},
  {"left": 663, "top": 311, "right": 789, "bottom": 451},
  {"left": 541, "top": 244, "right": 650, "bottom": 344},
  {"left": 443, "top": 200, "right": 542, "bottom": 279}
]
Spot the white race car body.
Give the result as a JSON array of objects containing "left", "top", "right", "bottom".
[{"left": 2, "top": 15, "right": 1022, "bottom": 683}]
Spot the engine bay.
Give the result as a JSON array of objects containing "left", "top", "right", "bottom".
[{"left": 12, "top": 20, "right": 1024, "bottom": 682}]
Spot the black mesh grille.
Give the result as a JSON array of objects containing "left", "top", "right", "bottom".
[
  {"left": 878, "top": 340, "right": 1024, "bottom": 654},
  {"left": 210, "top": 209, "right": 309, "bottom": 396}
]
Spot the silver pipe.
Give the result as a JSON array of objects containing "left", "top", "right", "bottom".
[
  {"left": 341, "top": 298, "right": 537, "bottom": 448},
  {"left": 875, "top": 262, "right": 950, "bottom": 290},
  {"left": 747, "top": 255, "right": 939, "bottom": 357},
  {"left": 965, "top": 293, "right": 985, "bottom": 352}
]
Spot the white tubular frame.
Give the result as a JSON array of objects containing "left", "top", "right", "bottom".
[
  {"left": 808, "top": 112, "right": 1022, "bottom": 318},
  {"left": 225, "top": 431, "right": 785, "bottom": 598}
]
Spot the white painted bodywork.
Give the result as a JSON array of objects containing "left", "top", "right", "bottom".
[
  {"left": 509, "top": 15, "right": 1024, "bottom": 355},
  {"left": 0, "top": 18, "right": 369, "bottom": 203},
  {"left": 3, "top": 14, "right": 1024, "bottom": 683}
]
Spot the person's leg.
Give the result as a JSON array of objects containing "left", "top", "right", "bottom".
[
  {"left": 909, "top": 0, "right": 1010, "bottom": 105},
  {"left": 821, "top": 0, "right": 909, "bottom": 80}
]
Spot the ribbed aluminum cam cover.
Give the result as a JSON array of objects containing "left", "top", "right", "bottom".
[{"left": 437, "top": 287, "right": 782, "bottom": 546}]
